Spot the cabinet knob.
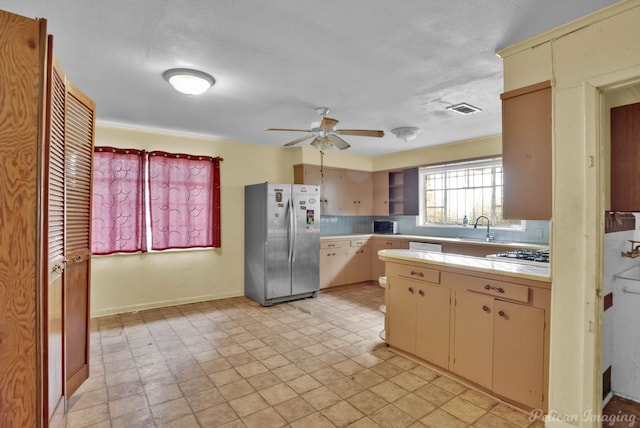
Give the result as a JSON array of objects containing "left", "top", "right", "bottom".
[
  {"left": 408, "top": 287, "right": 415, "bottom": 294},
  {"left": 498, "top": 310, "right": 506, "bottom": 317},
  {"left": 418, "top": 289, "right": 425, "bottom": 297},
  {"left": 410, "top": 271, "right": 424, "bottom": 278},
  {"left": 482, "top": 305, "right": 490, "bottom": 312}
]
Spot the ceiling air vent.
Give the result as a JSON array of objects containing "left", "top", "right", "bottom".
[{"left": 446, "top": 103, "right": 482, "bottom": 115}]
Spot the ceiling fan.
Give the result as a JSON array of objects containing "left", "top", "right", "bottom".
[{"left": 265, "top": 107, "right": 384, "bottom": 150}]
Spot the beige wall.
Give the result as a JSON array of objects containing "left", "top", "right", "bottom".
[
  {"left": 373, "top": 135, "right": 501, "bottom": 171},
  {"left": 91, "top": 127, "right": 503, "bottom": 316},
  {"left": 498, "top": 1, "right": 640, "bottom": 426},
  {"left": 91, "top": 125, "right": 296, "bottom": 316}
]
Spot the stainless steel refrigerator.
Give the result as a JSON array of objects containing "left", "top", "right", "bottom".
[{"left": 244, "top": 182, "right": 320, "bottom": 306}]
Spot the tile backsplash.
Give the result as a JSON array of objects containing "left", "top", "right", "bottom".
[{"left": 320, "top": 215, "right": 549, "bottom": 245}]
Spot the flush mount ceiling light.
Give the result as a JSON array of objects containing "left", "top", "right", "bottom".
[
  {"left": 446, "top": 103, "right": 482, "bottom": 115},
  {"left": 163, "top": 68, "right": 215, "bottom": 95},
  {"left": 390, "top": 127, "right": 421, "bottom": 142}
]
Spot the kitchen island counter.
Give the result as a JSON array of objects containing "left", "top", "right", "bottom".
[
  {"left": 380, "top": 248, "right": 551, "bottom": 412},
  {"left": 378, "top": 248, "right": 550, "bottom": 283}
]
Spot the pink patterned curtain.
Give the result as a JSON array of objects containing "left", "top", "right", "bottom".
[
  {"left": 148, "top": 151, "right": 221, "bottom": 250},
  {"left": 91, "top": 147, "right": 146, "bottom": 255}
]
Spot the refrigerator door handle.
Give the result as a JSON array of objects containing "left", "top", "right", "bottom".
[
  {"left": 288, "top": 196, "right": 294, "bottom": 263},
  {"left": 291, "top": 197, "right": 297, "bottom": 263}
]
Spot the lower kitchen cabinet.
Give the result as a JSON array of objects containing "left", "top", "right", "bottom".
[
  {"left": 452, "top": 291, "right": 494, "bottom": 389},
  {"left": 450, "top": 275, "right": 546, "bottom": 410},
  {"left": 492, "top": 299, "right": 544, "bottom": 409},
  {"left": 371, "top": 238, "right": 409, "bottom": 281},
  {"left": 415, "top": 281, "right": 451, "bottom": 368},
  {"left": 384, "top": 261, "right": 550, "bottom": 411},
  {"left": 387, "top": 264, "right": 450, "bottom": 368},
  {"left": 451, "top": 290, "right": 545, "bottom": 409},
  {"left": 319, "top": 240, "right": 349, "bottom": 289},
  {"left": 346, "top": 239, "right": 371, "bottom": 284}
]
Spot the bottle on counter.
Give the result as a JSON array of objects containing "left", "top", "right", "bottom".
[{"left": 463, "top": 215, "right": 468, "bottom": 227}]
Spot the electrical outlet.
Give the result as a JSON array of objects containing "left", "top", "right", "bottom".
[{"left": 535, "top": 228, "right": 544, "bottom": 238}]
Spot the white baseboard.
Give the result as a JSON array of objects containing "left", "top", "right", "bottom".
[{"left": 90, "top": 291, "right": 245, "bottom": 318}]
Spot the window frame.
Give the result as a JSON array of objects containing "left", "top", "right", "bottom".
[
  {"left": 91, "top": 147, "right": 222, "bottom": 255},
  {"left": 417, "top": 157, "right": 524, "bottom": 230}
]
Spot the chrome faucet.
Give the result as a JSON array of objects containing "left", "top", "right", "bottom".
[{"left": 473, "top": 215, "right": 494, "bottom": 241}]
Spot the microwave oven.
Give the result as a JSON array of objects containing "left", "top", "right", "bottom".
[{"left": 374, "top": 220, "right": 398, "bottom": 234}]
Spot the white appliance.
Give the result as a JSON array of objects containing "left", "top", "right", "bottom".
[
  {"left": 409, "top": 241, "right": 442, "bottom": 252},
  {"left": 244, "top": 182, "right": 320, "bottom": 306}
]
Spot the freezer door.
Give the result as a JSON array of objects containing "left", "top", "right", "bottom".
[
  {"left": 291, "top": 185, "right": 320, "bottom": 295},
  {"left": 265, "top": 184, "right": 292, "bottom": 300}
]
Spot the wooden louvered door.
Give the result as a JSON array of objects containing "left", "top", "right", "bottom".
[
  {"left": 44, "top": 45, "right": 67, "bottom": 420},
  {"left": 63, "top": 82, "right": 95, "bottom": 398}
]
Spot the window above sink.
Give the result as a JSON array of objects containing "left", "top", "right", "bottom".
[{"left": 417, "top": 157, "right": 524, "bottom": 230}]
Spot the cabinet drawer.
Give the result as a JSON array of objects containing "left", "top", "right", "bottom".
[
  {"left": 375, "top": 239, "right": 407, "bottom": 249},
  {"left": 458, "top": 275, "right": 529, "bottom": 303},
  {"left": 350, "top": 239, "right": 370, "bottom": 247},
  {"left": 321, "top": 240, "right": 347, "bottom": 249},
  {"left": 388, "top": 264, "right": 440, "bottom": 284}
]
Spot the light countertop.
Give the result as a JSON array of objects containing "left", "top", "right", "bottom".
[
  {"left": 321, "top": 233, "right": 548, "bottom": 250},
  {"left": 378, "top": 249, "right": 551, "bottom": 282}
]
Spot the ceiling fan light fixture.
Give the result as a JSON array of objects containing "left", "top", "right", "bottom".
[
  {"left": 163, "top": 68, "right": 215, "bottom": 95},
  {"left": 390, "top": 127, "right": 421, "bottom": 142}
]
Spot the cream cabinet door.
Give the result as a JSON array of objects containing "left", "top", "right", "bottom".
[
  {"left": 372, "top": 239, "right": 409, "bottom": 282},
  {"left": 373, "top": 171, "right": 389, "bottom": 216},
  {"left": 452, "top": 291, "right": 494, "bottom": 389},
  {"left": 415, "top": 283, "right": 451, "bottom": 369},
  {"left": 493, "top": 300, "right": 545, "bottom": 409},
  {"left": 347, "top": 244, "right": 372, "bottom": 284},
  {"left": 387, "top": 278, "right": 418, "bottom": 354}
]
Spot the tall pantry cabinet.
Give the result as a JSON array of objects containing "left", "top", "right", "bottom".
[{"left": 0, "top": 10, "right": 95, "bottom": 428}]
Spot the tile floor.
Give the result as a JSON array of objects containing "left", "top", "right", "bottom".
[{"left": 53, "top": 283, "right": 546, "bottom": 428}]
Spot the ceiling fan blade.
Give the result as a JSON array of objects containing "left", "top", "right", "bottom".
[
  {"left": 328, "top": 134, "right": 351, "bottom": 150},
  {"left": 320, "top": 116, "right": 339, "bottom": 130},
  {"left": 283, "top": 135, "right": 315, "bottom": 147},
  {"left": 335, "top": 129, "right": 385, "bottom": 137},
  {"left": 265, "top": 128, "right": 311, "bottom": 132}
]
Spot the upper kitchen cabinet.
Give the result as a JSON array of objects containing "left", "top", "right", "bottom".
[
  {"left": 501, "top": 81, "right": 552, "bottom": 220},
  {"left": 293, "top": 164, "right": 372, "bottom": 215},
  {"left": 373, "top": 170, "right": 389, "bottom": 216},
  {"left": 611, "top": 102, "right": 640, "bottom": 211},
  {"left": 293, "top": 163, "right": 321, "bottom": 185},
  {"left": 340, "top": 169, "right": 372, "bottom": 215},
  {"left": 388, "top": 168, "right": 419, "bottom": 216}
]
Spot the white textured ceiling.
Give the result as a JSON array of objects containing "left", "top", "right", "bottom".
[{"left": 3, "top": 1, "right": 620, "bottom": 156}]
